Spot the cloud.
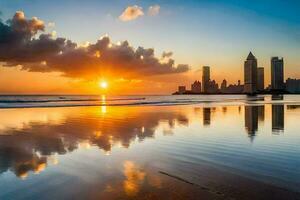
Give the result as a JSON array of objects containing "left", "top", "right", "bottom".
[
  {"left": 119, "top": 5, "right": 144, "bottom": 21},
  {"left": 0, "top": 11, "right": 190, "bottom": 79},
  {"left": 47, "top": 22, "right": 55, "bottom": 28},
  {"left": 148, "top": 5, "right": 160, "bottom": 16},
  {"left": 162, "top": 51, "right": 173, "bottom": 59}
]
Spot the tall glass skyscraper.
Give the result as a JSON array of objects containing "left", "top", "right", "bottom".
[
  {"left": 257, "top": 67, "right": 265, "bottom": 91},
  {"left": 202, "top": 66, "right": 210, "bottom": 93},
  {"left": 271, "top": 57, "right": 284, "bottom": 90},
  {"left": 244, "top": 52, "right": 257, "bottom": 94}
]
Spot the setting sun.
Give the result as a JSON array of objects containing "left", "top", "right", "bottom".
[{"left": 99, "top": 81, "right": 108, "bottom": 89}]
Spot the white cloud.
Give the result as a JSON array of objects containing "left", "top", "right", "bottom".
[
  {"left": 119, "top": 5, "right": 144, "bottom": 21},
  {"left": 51, "top": 30, "right": 57, "bottom": 38},
  {"left": 148, "top": 5, "right": 160, "bottom": 16},
  {"left": 47, "top": 22, "right": 55, "bottom": 28}
]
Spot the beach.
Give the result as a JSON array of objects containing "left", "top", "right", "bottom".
[{"left": 0, "top": 95, "right": 299, "bottom": 199}]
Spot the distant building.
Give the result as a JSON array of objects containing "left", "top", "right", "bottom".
[
  {"left": 191, "top": 81, "right": 201, "bottom": 93},
  {"left": 221, "top": 79, "right": 227, "bottom": 91},
  {"left": 226, "top": 82, "right": 244, "bottom": 93},
  {"left": 286, "top": 78, "right": 300, "bottom": 93},
  {"left": 178, "top": 86, "right": 186, "bottom": 94},
  {"left": 257, "top": 67, "right": 264, "bottom": 91},
  {"left": 244, "top": 52, "right": 258, "bottom": 94},
  {"left": 202, "top": 66, "right": 210, "bottom": 93},
  {"left": 207, "top": 79, "right": 219, "bottom": 93},
  {"left": 271, "top": 57, "right": 284, "bottom": 91},
  {"left": 220, "top": 80, "right": 243, "bottom": 94}
]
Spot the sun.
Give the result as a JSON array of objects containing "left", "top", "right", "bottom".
[{"left": 99, "top": 81, "right": 108, "bottom": 89}]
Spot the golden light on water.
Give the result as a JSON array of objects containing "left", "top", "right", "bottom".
[{"left": 101, "top": 95, "right": 107, "bottom": 114}]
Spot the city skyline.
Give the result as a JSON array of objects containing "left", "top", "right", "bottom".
[
  {"left": 0, "top": 0, "right": 299, "bottom": 94},
  {"left": 175, "top": 51, "right": 300, "bottom": 94}
]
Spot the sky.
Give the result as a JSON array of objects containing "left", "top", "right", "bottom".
[{"left": 0, "top": 0, "right": 299, "bottom": 94}]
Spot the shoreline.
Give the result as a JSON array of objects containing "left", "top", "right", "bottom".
[
  {"left": 172, "top": 92, "right": 300, "bottom": 95},
  {"left": 0, "top": 94, "right": 300, "bottom": 109}
]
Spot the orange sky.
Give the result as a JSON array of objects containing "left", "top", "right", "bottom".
[{"left": 0, "top": 62, "right": 299, "bottom": 95}]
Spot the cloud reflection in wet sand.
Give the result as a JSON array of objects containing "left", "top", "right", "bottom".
[
  {"left": 123, "top": 161, "right": 146, "bottom": 196},
  {"left": 0, "top": 106, "right": 188, "bottom": 179}
]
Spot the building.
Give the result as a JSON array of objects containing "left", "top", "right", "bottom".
[
  {"left": 207, "top": 79, "right": 219, "bottom": 93},
  {"left": 219, "top": 80, "right": 243, "bottom": 94},
  {"left": 286, "top": 78, "right": 300, "bottom": 93},
  {"left": 220, "top": 79, "right": 227, "bottom": 92},
  {"left": 244, "top": 52, "right": 258, "bottom": 94},
  {"left": 225, "top": 82, "right": 244, "bottom": 93},
  {"left": 271, "top": 57, "right": 284, "bottom": 91},
  {"left": 191, "top": 81, "right": 201, "bottom": 93},
  {"left": 202, "top": 66, "right": 210, "bottom": 93},
  {"left": 257, "top": 67, "right": 264, "bottom": 91},
  {"left": 178, "top": 86, "right": 186, "bottom": 94}
]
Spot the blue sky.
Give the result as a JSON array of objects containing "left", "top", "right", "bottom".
[{"left": 0, "top": 0, "right": 299, "bottom": 88}]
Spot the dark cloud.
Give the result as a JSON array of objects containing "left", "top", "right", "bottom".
[
  {"left": 0, "top": 11, "right": 190, "bottom": 79},
  {"left": 162, "top": 51, "right": 173, "bottom": 59}
]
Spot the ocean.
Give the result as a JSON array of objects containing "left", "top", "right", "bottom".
[{"left": 0, "top": 94, "right": 299, "bottom": 108}]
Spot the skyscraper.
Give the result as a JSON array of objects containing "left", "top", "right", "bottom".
[
  {"left": 257, "top": 67, "right": 264, "bottom": 91},
  {"left": 244, "top": 52, "right": 257, "bottom": 94},
  {"left": 202, "top": 66, "right": 210, "bottom": 93},
  {"left": 221, "top": 79, "right": 227, "bottom": 91},
  {"left": 271, "top": 57, "right": 284, "bottom": 91},
  {"left": 286, "top": 78, "right": 300, "bottom": 93}
]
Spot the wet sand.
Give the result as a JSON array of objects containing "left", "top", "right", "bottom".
[{"left": 0, "top": 104, "right": 299, "bottom": 199}]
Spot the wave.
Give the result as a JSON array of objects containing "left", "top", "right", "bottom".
[
  {"left": 0, "top": 97, "right": 146, "bottom": 103},
  {"left": 0, "top": 100, "right": 207, "bottom": 109},
  {"left": 0, "top": 95, "right": 299, "bottom": 109}
]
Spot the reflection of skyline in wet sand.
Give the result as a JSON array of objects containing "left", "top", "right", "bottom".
[
  {"left": 272, "top": 105, "right": 284, "bottom": 133},
  {"left": 244, "top": 104, "right": 285, "bottom": 139},
  {"left": 203, "top": 108, "right": 211, "bottom": 126},
  {"left": 244, "top": 106, "right": 258, "bottom": 141}
]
